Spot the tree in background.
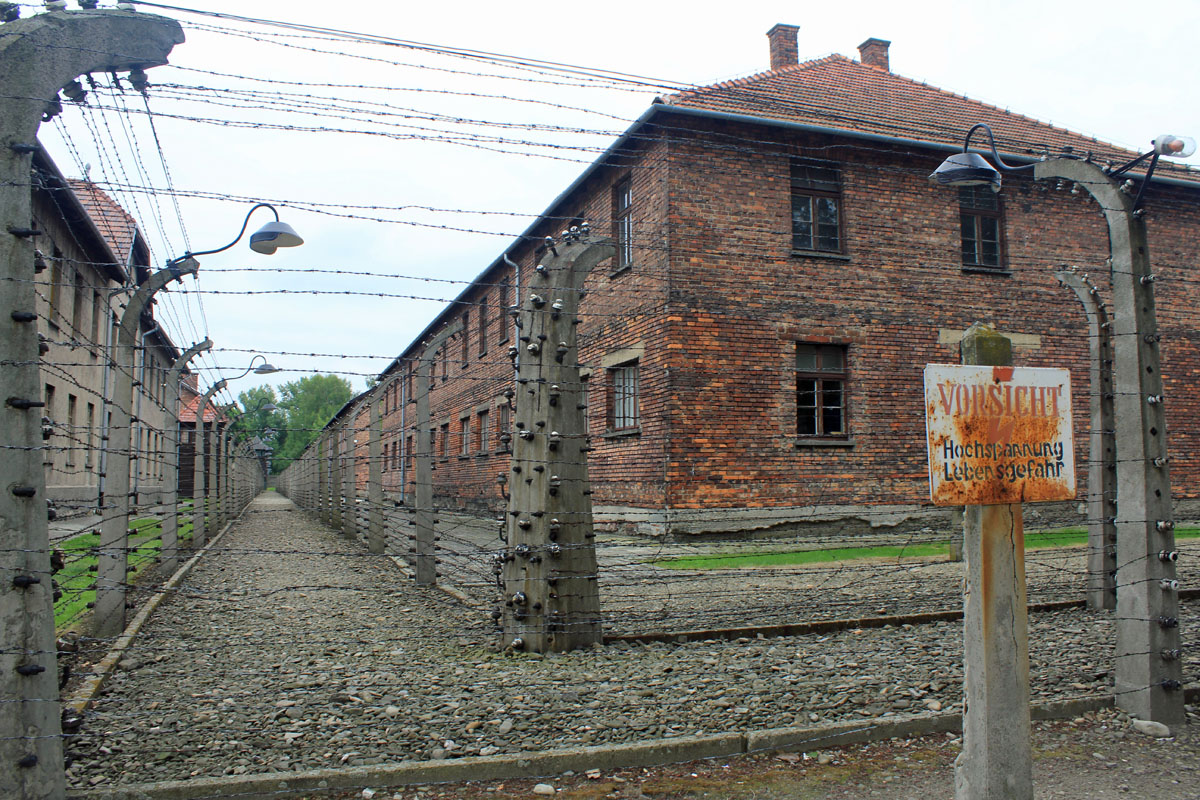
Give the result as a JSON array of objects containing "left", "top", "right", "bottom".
[
  {"left": 269, "top": 374, "right": 354, "bottom": 473},
  {"left": 234, "top": 385, "right": 287, "bottom": 454}
]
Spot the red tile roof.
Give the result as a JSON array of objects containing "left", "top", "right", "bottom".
[
  {"left": 178, "top": 378, "right": 229, "bottom": 425},
  {"left": 659, "top": 55, "right": 1199, "bottom": 181},
  {"left": 178, "top": 392, "right": 226, "bottom": 424},
  {"left": 66, "top": 179, "right": 140, "bottom": 264}
]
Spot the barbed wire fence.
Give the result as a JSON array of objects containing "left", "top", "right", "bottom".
[{"left": 1, "top": 3, "right": 1196, "bottom": 797}]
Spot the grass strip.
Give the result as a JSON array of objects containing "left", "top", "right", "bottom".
[
  {"left": 54, "top": 501, "right": 197, "bottom": 631},
  {"left": 655, "top": 526, "right": 1200, "bottom": 570}
]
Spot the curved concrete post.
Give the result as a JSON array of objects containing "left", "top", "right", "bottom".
[
  {"left": 1054, "top": 270, "right": 1117, "bottom": 610},
  {"left": 94, "top": 262, "right": 197, "bottom": 644},
  {"left": 161, "top": 339, "right": 212, "bottom": 573},
  {"left": 192, "top": 379, "right": 226, "bottom": 549},
  {"left": 368, "top": 394, "right": 385, "bottom": 554},
  {"left": 413, "top": 320, "right": 462, "bottom": 585},
  {"left": 0, "top": 10, "right": 183, "bottom": 796},
  {"left": 1034, "top": 159, "right": 1182, "bottom": 728}
]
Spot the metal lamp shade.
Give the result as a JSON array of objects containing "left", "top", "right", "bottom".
[
  {"left": 248, "top": 221, "right": 304, "bottom": 254},
  {"left": 929, "top": 151, "right": 1002, "bottom": 192}
]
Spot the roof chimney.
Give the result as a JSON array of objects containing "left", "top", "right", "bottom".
[
  {"left": 767, "top": 24, "right": 799, "bottom": 71},
  {"left": 857, "top": 37, "right": 891, "bottom": 71}
]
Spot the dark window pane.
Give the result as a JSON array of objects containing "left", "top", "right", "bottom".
[
  {"left": 961, "top": 213, "right": 978, "bottom": 264},
  {"left": 823, "top": 404, "right": 844, "bottom": 435},
  {"left": 792, "top": 197, "right": 814, "bottom": 250},
  {"left": 792, "top": 162, "right": 840, "bottom": 192},
  {"left": 796, "top": 346, "right": 818, "bottom": 371},
  {"left": 958, "top": 186, "right": 998, "bottom": 211},
  {"left": 816, "top": 198, "right": 839, "bottom": 251},
  {"left": 819, "top": 346, "right": 844, "bottom": 371},
  {"left": 798, "top": 411, "right": 818, "bottom": 436}
]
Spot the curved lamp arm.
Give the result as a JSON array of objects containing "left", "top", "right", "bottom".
[
  {"left": 963, "top": 124, "right": 1036, "bottom": 174},
  {"left": 166, "top": 203, "right": 302, "bottom": 266}
]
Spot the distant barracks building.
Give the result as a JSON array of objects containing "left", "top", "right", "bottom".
[{"left": 330, "top": 25, "right": 1200, "bottom": 537}]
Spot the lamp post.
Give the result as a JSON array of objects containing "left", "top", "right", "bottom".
[{"left": 931, "top": 126, "right": 1191, "bottom": 732}]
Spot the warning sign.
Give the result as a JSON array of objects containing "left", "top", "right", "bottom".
[{"left": 924, "top": 364, "right": 1076, "bottom": 506}]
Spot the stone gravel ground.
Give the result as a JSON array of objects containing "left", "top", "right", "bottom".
[{"left": 65, "top": 495, "right": 1196, "bottom": 790}]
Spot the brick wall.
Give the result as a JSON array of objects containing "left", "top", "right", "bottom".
[{"left": 326, "top": 113, "right": 1200, "bottom": 535}]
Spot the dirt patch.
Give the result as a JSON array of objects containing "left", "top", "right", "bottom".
[{"left": 313, "top": 705, "right": 1199, "bottom": 800}]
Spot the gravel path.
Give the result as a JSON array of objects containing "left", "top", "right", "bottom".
[{"left": 66, "top": 495, "right": 1196, "bottom": 788}]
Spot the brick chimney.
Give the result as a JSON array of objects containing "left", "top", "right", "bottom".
[
  {"left": 767, "top": 24, "right": 799, "bottom": 70},
  {"left": 857, "top": 37, "right": 891, "bottom": 71}
]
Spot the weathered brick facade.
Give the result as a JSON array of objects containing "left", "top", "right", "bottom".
[{"left": 304, "top": 29, "right": 1200, "bottom": 537}]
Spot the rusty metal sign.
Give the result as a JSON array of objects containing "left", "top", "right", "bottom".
[{"left": 924, "top": 364, "right": 1076, "bottom": 506}]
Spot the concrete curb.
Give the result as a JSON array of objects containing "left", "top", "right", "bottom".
[
  {"left": 68, "top": 691, "right": 1161, "bottom": 800},
  {"left": 62, "top": 510, "right": 244, "bottom": 715},
  {"left": 386, "top": 554, "right": 473, "bottom": 606}
]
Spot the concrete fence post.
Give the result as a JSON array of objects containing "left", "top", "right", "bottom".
[
  {"left": 1033, "top": 159, "right": 1182, "bottom": 727},
  {"left": 94, "top": 260, "right": 197, "bottom": 640},
  {"left": 0, "top": 10, "right": 182, "bottom": 797},
  {"left": 160, "top": 339, "right": 210, "bottom": 573},
  {"left": 953, "top": 323, "right": 1032, "bottom": 800},
  {"left": 412, "top": 321, "right": 460, "bottom": 585},
  {"left": 500, "top": 230, "right": 612, "bottom": 653},
  {"left": 341, "top": 419, "right": 355, "bottom": 539},
  {"left": 368, "top": 395, "right": 385, "bottom": 554},
  {"left": 1055, "top": 269, "right": 1117, "bottom": 610}
]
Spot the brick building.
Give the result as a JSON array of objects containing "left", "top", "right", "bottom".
[
  {"left": 299, "top": 25, "right": 1200, "bottom": 537},
  {"left": 175, "top": 372, "right": 228, "bottom": 498},
  {"left": 32, "top": 149, "right": 180, "bottom": 513}
]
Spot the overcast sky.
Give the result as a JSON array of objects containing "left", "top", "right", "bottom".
[{"left": 36, "top": 0, "right": 1200, "bottom": 409}]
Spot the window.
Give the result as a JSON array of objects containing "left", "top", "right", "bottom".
[
  {"left": 498, "top": 279, "right": 511, "bottom": 344},
  {"left": 460, "top": 416, "right": 471, "bottom": 456},
  {"left": 613, "top": 177, "right": 633, "bottom": 271},
  {"left": 71, "top": 270, "right": 85, "bottom": 334},
  {"left": 91, "top": 290, "right": 104, "bottom": 348},
  {"left": 607, "top": 362, "right": 639, "bottom": 431},
  {"left": 477, "top": 409, "right": 489, "bottom": 453},
  {"left": 406, "top": 434, "right": 414, "bottom": 474},
  {"left": 478, "top": 295, "right": 488, "bottom": 356},
  {"left": 85, "top": 402, "right": 95, "bottom": 469},
  {"left": 440, "top": 347, "right": 448, "bottom": 383},
  {"left": 796, "top": 343, "right": 847, "bottom": 437},
  {"left": 791, "top": 160, "right": 842, "bottom": 253},
  {"left": 439, "top": 422, "right": 449, "bottom": 458},
  {"left": 48, "top": 249, "right": 64, "bottom": 325},
  {"left": 461, "top": 311, "right": 470, "bottom": 366},
  {"left": 66, "top": 394, "right": 77, "bottom": 466},
  {"left": 959, "top": 186, "right": 1003, "bottom": 269}
]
